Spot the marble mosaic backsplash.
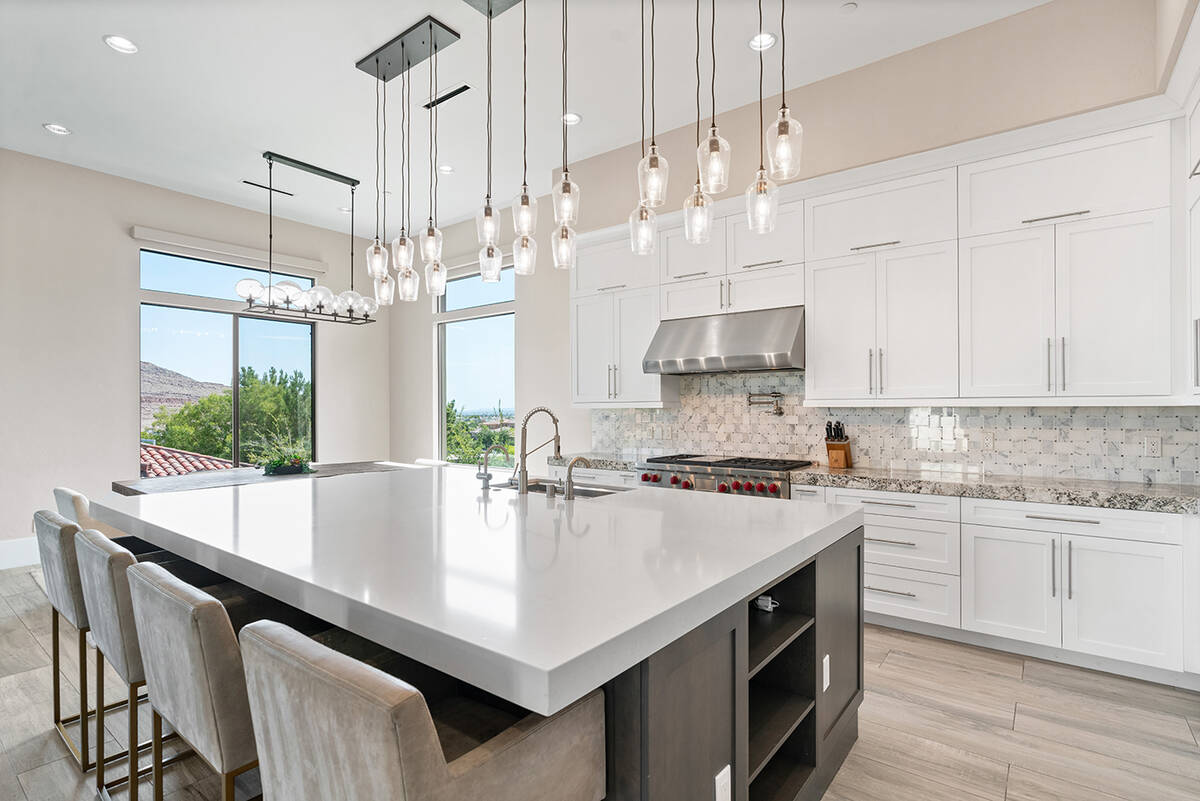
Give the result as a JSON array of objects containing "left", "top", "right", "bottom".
[{"left": 589, "top": 373, "right": 1199, "bottom": 486}]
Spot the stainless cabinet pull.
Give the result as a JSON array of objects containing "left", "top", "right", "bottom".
[
  {"left": 863, "top": 500, "right": 918, "bottom": 509},
  {"left": 1051, "top": 540, "right": 1057, "bottom": 598},
  {"left": 878, "top": 348, "right": 884, "bottom": 395},
  {"left": 1026, "top": 513, "right": 1100, "bottom": 525},
  {"left": 676, "top": 271, "right": 709, "bottom": 280},
  {"left": 865, "top": 585, "right": 917, "bottom": 598},
  {"left": 1060, "top": 337, "right": 1067, "bottom": 391},
  {"left": 607, "top": 365, "right": 613, "bottom": 399},
  {"left": 850, "top": 240, "right": 900, "bottom": 252},
  {"left": 1067, "top": 539, "right": 1073, "bottom": 600},
  {"left": 1021, "top": 210, "right": 1090, "bottom": 225},
  {"left": 597, "top": 283, "right": 627, "bottom": 292},
  {"left": 727, "top": 279, "right": 733, "bottom": 309},
  {"left": 719, "top": 280, "right": 725, "bottom": 309},
  {"left": 613, "top": 365, "right": 619, "bottom": 397},
  {"left": 794, "top": 487, "right": 821, "bottom": 495},
  {"left": 742, "top": 259, "right": 783, "bottom": 269},
  {"left": 865, "top": 537, "right": 918, "bottom": 547},
  {"left": 868, "top": 349, "right": 874, "bottom": 395},
  {"left": 1194, "top": 319, "right": 1199, "bottom": 388},
  {"left": 1046, "top": 337, "right": 1052, "bottom": 393}
]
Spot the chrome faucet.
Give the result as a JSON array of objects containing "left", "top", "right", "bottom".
[
  {"left": 476, "top": 444, "right": 509, "bottom": 491},
  {"left": 565, "top": 456, "right": 593, "bottom": 501},
  {"left": 518, "top": 406, "right": 562, "bottom": 494}
]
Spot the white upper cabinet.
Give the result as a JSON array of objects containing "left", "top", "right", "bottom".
[
  {"left": 1055, "top": 209, "right": 1171, "bottom": 396},
  {"left": 805, "top": 254, "right": 876, "bottom": 399},
  {"left": 959, "top": 228, "right": 1057, "bottom": 397},
  {"left": 958, "top": 122, "right": 1170, "bottom": 238},
  {"left": 661, "top": 224, "right": 728, "bottom": 284},
  {"left": 571, "top": 293, "right": 616, "bottom": 404},
  {"left": 1191, "top": 196, "right": 1200, "bottom": 394},
  {"left": 725, "top": 263, "right": 805, "bottom": 315},
  {"left": 875, "top": 242, "right": 959, "bottom": 398},
  {"left": 573, "top": 236, "right": 658, "bottom": 296},
  {"left": 804, "top": 168, "right": 957, "bottom": 261},
  {"left": 660, "top": 275, "right": 725, "bottom": 320},
  {"left": 612, "top": 287, "right": 665, "bottom": 403},
  {"left": 571, "top": 286, "right": 678, "bottom": 408},
  {"left": 727, "top": 201, "right": 804, "bottom": 272}
]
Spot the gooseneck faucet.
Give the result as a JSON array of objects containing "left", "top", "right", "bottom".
[
  {"left": 518, "top": 406, "right": 562, "bottom": 494},
  {"left": 565, "top": 456, "right": 593, "bottom": 501},
  {"left": 476, "top": 444, "right": 510, "bottom": 491}
]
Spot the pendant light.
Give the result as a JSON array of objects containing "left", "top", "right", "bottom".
[
  {"left": 683, "top": 0, "right": 712, "bottom": 245},
  {"left": 552, "top": 0, "right": 577, "bottom": 270},
  {"left": 629, "top": 0, "right": 657, "bottom": 256},
  {"left": 636, "top": 0, "right": 668, "bottom": 208},
  {"left": 422, "top": 27, "right": 446, "bottom": 294},
  {"left": 697, "top": 0, "right": 730, "bottom": 193},
  {"left": 745, "top": 0, "right": 779, "bottom": 234},
  {"left": 477, "top": 1, "right": 503, "bottom": 282},
  {"left": 512, "top": 0, "right": 538, "bottom": 276},
  {"left": 391, "top": 42, "right": 416, "bottom": 284},
  {"left": 374, "top": 67, "right": 397, "bottom": 307},
  {"left": 366, "top": 60, "right": 390, "bottom": 280},
  {"left": 767, "top": 0, "right": 802, "bottom": 181}
]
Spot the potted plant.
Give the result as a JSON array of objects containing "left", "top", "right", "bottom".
[{"left": 253, "top": 435, "right": 314, "bottom": 476}]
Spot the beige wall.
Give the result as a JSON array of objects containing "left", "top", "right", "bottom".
[
  {"left": 0, "top": 149, "right": 391, "bottom": 543},
  {"left": 1158, "top": 0, "right": 1200, "bottom": 87}
]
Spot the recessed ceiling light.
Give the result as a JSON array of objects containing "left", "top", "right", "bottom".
[
  {"left": 562, "top": 111, "right": 582, "bottom": 125},
  {"left": 103, "top": 34, "right": 138, "bottom": 54},
  {"left": 748, "top": 32, "right": 776, "bottom": 51},
  {"left": 438, "top": 164, "right": 454, "bottom": 174},
  {"left": 42, "top": 123, "right": 71, "bottom": 136},
  {"left": 337, "top": 206, "right": 352, "bottom": 214},
  {"left": 841, "top": 2, "right": 858, "bottom": 13}
]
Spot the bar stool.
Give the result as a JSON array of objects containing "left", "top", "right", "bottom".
[
  {"left": 127, "top": 562, "right": 260, "bottom": 801},
  {"left": 239, "top": 620, "right": 606, "bottom": 801},
  {"left": 53, "top": 487, "right": 134, "bottom": 541},
  {"left": 75, "top": 530, "right": 199, "bottom": 800}
]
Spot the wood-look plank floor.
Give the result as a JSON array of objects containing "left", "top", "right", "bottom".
[{"left": 2, "top": 564, "right": 1199, "bottom": 800}]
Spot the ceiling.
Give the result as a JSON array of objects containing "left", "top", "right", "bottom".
[{"left": 0, "top": 0, "right": 1050, "bottom": 236}]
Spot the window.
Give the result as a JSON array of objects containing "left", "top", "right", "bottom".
[
  {"left": 139, "top": 250, "right": 315, "bottom": 477},
  {"left": 437, "top": 268, "right": 515, "bottom": 469}
]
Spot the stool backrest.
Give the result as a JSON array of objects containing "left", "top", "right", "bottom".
[
  {"left": 33, "top": 510, "right": 88, "bottom": 629},
  {"left": 75, "top": 529, "right": 144, "bottom": 685}
]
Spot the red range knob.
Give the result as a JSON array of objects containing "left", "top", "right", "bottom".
[
  {"left": 731, "top": 480, "right": 742, "bottom": 491},
  {"left": 768, "top": 483, "right": 780, "bottom": 495},
  {"left": 755, "top": 482, "right": 767, "bottom": 493},
  {"left": 681, "top": 480, "right": 693, "bottom": 490},
  {"left": 670, "top": 475, "right": 680, "bottom": 485},
  {"left": 717, "top": 483, "right": 729, "bottom": 493},
  {"left": 641, "top": 473, "right": 651, "bottom": 482},
  {"left": 651, "top": 474, "right": 662, "bottom": 483}
]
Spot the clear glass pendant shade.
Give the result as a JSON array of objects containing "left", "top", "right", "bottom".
[
  {"left": 766, "top": 107, "right": 803, "bottom": 181},
  {"left": 513, "top": 235, "right": 537, "bottom": 275},
  {"left": 475, "top": 202, "right": 500, "bottom": 246},
  {"left": 419, "top": 224, "right": 443, "bottom": 264},
  {"left": 637, "top": 145, "right": 669, "bottom": 208},
  {"left": 424, "top": 260, "right": 447, "bottom": 296},
  {"left": 552, "top": 172, "right": 579, "bottom": 226},
  {"left": 365, "top": 238, "right": 389, "bottom": 279},
  {"left": 479, "top": 244, "right": 503, "bottom": 283},
  {"left": 397, "top": 268, "right": 420, "bottom": 302},
  {"left": 629, "top": 205, "right": 657, "bottom": 256},
  {"left": 308, "top": 286, "right": 335, "bottom": 312},
  {"left": 745, "top": 168, "right": 779, "bottom": 234},
  {"left": 552, "top": 225, "right": 576, "bottom": 270},
  {"left": 235, "top": 278, "right": 265, "bottom": 302},
  {"left": 683, "top": 183, "right": 713, "bottom": 244},
  {"left": 391, "top": 232, "right": 415, "bottom": 272},
  {"left": 374, "top": 274, "right": 396, "bottom": 306},
  {"left": 275, "top": 280, "right": 304, "bottom": 305},
  {"left": 362, "top": 296, "right": 380, "bottom": 316},
  {"left": 698, "top": 126, "right": 731, "bottom": 194},
  {"left": 512, "top": 187, "right": 538, "bottom": 236}
]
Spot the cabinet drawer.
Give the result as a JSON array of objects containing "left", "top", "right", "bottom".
[
  {"left": 826, "top": 487, "right": 960, "bottom": 523},
  {"left": 548, "top": 466, "right": 638, "bottom": 488},
  {"left": 864, "top": 564, "right": 961, "bottom": 627},
  {"left": 958, "top": 122, "right": 1170, "bottom": 237},
  {"left": 864, "top": 517, "right": 960, "bottom": 576},
  {"left": 804, "top": 168, "right": 957, "bottom": 261},
  {"left": 961, "top": 498, "right": 1183, "bottom": 545},
  {"left": 789, "top": 485, "right": 826, "bottom": 503}
]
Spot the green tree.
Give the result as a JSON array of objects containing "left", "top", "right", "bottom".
[
  {"left": 144, "top": 390, "right": 234, "bottom": 460},
  {"left": 443, "top": 400, "right": 514, "bottom": 468}
]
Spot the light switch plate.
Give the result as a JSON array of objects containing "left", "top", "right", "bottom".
[
  {"left": 715, "top": 764, "right": 731, "bottom": 801},
  {"left": 822, "top": 654, "right": 831, "bottom": 691}
]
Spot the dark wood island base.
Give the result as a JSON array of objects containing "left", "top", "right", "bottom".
[{"left": 605, "top": 526, "right": 865, "bottom": 801}]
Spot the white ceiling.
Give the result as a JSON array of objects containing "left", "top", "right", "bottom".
[{"left": 1, "top": 0, "right": 1049, "bottom": 236}]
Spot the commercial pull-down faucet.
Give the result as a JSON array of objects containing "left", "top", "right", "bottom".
[{"left": 518, "top": 406, "right": 562, "bottom": 494}]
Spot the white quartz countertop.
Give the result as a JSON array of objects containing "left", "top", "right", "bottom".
[{"left": 91, "top": 466, "right": 862, "bottom": 715}]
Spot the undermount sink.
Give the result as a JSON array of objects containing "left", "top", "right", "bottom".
[{"left": 492, "top": 480, "right": 625, "bottom": 499}]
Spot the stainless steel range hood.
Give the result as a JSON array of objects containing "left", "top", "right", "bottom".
[{"left": 642, "top": 306, "right": 805, "bottom": 375}]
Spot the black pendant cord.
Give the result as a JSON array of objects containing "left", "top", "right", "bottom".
[
  {"left": 710, "top": 0, "right": 716, "bottom": 128},
  {"left": 374, "top": 58, "right": 381, "bottom": 241},
  {"left": 486, "top": 0, "right": 493, "bottom": 203},
  {"left": 649, "top": 0, "right": 656, "bottom": 147},
  {"left": 757, "top": 0, "right": 764, "bottom": 170},
  {"left": 382, "top": 68, "right": 388, "bottom": 244},
  {"left": 399, "top": 43, "right": 406, "bottom": 235},
  {"left": 780, "top": 0, "right": 787, "bottom": 110},
  {"left": 639, "top": 0, "right": 645, "bottom": 159},
  {"left": 694, "top": 0, "right": 700, "bottom": 182},
  {"left": 434, "top": 40, "right": 440, "bottom": 227},
  {"left": 560, "top": 0, "right": 568, "bottom": 175},
  {"left": 427, "top": 23, "right": 434, "bottom": 229},
  {"left": 522, "top": 0, "right": 528, "bottom": 186},
  {"left": 406, "top": 50, "right": 413, "bottom": 236},
  {"left": 349, "top": 185, "right": 356, "bottom": 292},
  {"left": 267, "top": 158, "right": 274, "bottom": 293}
]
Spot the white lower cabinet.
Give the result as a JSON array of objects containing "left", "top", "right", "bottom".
[
  {"left": 548, "top": 465, "right": 639, "bottom": 489},
  {"left": 962, "top": 525, "right": 1061, "bottom": 647},
  {"left": 864, "top": 563, "right": 961, "bottom": 627},
  {"left": 1062, "top": 534, "right": 1183, "bottom": 671}
]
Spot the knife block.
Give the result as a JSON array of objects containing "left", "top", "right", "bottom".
[{"left": 825, "top": 441, "right": 852, "bottom": 469}]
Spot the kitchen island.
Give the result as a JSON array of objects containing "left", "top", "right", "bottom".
[{"left": 90, "top": 465, "right": 864, "bottom": 801}]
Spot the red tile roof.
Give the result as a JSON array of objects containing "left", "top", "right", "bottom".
[{"left": 140, "top": 443, "right": 235, "bottom": 478}]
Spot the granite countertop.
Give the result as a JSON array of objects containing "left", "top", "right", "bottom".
[
  {"left": 548, "top": 453, "right": 1200, "bottom": 514},
  {"left": 546, "top": 451, "right": 658, "bottom": 471}
]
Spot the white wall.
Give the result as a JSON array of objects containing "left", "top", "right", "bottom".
[{"left": 0, "top": 148, "right": 390, "bottom": 544}]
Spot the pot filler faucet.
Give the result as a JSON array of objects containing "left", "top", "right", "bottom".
[{"left": 518, "top": 406, "right": 562, "bottom": 494}]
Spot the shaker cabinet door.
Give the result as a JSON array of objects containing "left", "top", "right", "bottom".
[
  {"left": 804, "top": 255, "right": 877, "bottom": 400},
  {"left": 962, "top": 525, "right": 1061, "bottom": 648},
  {"left": 571, "top": 294, "right": 614, "bottom": 403},
  {"left": 875, "top": 241, "right": 958, "bottom": 399}
]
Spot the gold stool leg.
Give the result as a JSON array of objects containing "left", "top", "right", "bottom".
[
  {"left": 152, "top": 709, "right": 163, "bottom": 801},
  {"left": 51, "top": 610, "right": 61, "bottom": 725},
  {"left": 128, "top": 680, "right": 140, "bottom": 801},
  {"left": 96, "top": 649, "right": 105, "bottom": 791},
  {"left": 222, "top": 771, "right": 235, "bottom": 801},
  {"left": 78, "top": 627, "right": 90, "bottom": 771}
]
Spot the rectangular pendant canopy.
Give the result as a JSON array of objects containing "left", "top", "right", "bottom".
[
  {"left": 355, "top": 15, "right": 461, "bottom": 83},
  {"left": 461, "top": 0, "right": 523, "bottom": 17}
]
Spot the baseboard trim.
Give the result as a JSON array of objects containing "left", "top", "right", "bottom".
[
  {"left": 0, "top": 536, "right": 37, "bottom": 571},
  {"left": 866, "top": 612, "right": 1200, "bottom": 692}
]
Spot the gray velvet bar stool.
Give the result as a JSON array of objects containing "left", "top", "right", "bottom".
[
  {"left": 239, "top": 620, "right": 607, "bottom": 801},
  {"left": 127, "top": 561, "right": 261, "bottom": 801},
  {"left": 54, "top": 486, "right": 139, "bottom": 541}
]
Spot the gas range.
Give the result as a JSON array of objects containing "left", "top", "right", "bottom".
[{"left": 635, "top": 454, "right": 814, "bottom": 499}]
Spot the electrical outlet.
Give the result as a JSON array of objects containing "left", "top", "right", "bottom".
[
  {"left": 715, "top": 764, "right": 731, "bottom": 801},
  {"left": 1144, "top": 436, "right": 1162, "bottom": 458},
  {"left": 981, "top": 431, "right": 995, "bottom": 451},
  {"left": 822, "top": 654, "right": 831, "bottom": 691}
]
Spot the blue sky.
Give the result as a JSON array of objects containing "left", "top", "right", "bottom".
[{"left": 444, "top": 314, "right": 515, "bottom": 414}]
